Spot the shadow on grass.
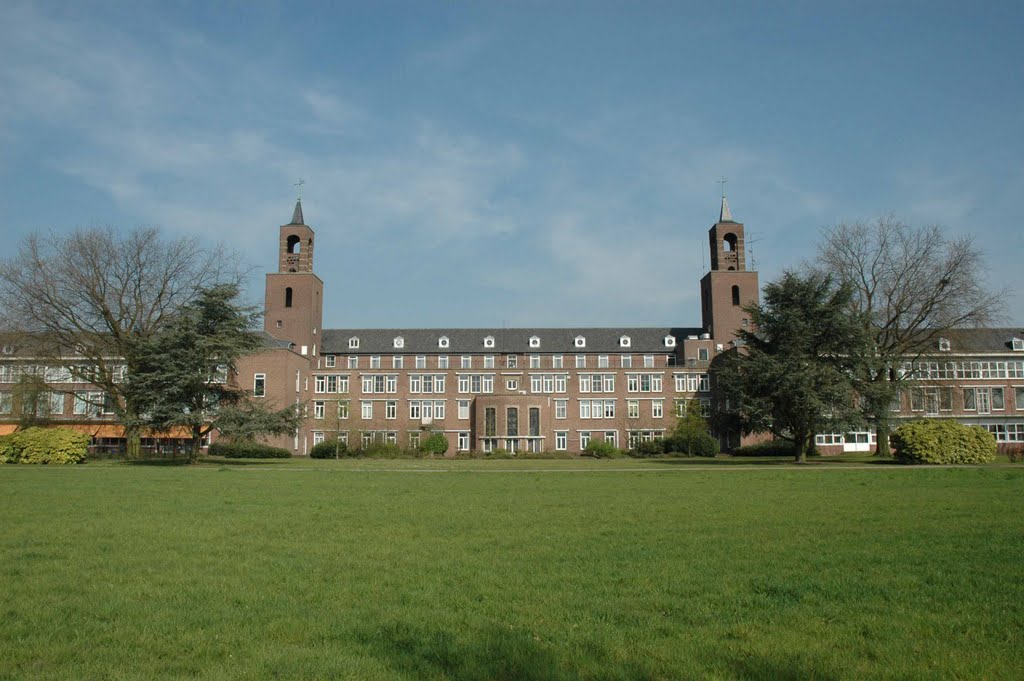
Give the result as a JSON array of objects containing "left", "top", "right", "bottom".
[
  {"left": 726, "top": 651, "right": 841, "bottom": 681},
  {"left": 196, "top": 457, "right": 293, "bottom": 466},
  {"left": 358, "top": 621, "right": 660, "bottom": 681},
  {"left": 641, "top": 455, "right": 904, "bottom": 467}
]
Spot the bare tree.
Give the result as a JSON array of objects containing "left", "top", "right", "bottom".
[
  {"left": 0, "top": 227, "right": 236, "bottom": 457},
  {"left": 817, "top": 216, "right": 1006, "bottom": 455}
]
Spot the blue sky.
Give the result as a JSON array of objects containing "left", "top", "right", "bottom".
[{"left": 1, "top": 1, "right": 1021, "bottom": 328}]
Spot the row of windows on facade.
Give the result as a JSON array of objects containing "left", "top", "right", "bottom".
[
  {"left": 320, "top": 352, "right": 703, "bottom": 370},
  {"left": 339, "top": 334, "right": 690, "bottom": 352},
  {"left": 0, "top": 391, "right": 115, "bottom": 417},
  {"left": 308, "top": 397, "right": 712, "bottom": 422},
  {"left": 300, "top": 372, "right": 710, "bottom": 396},
  {"left": 816, "top": 422, "right": 1024, "bottom": 446},
  {"left": 0, "top": 363, "right": 229, "bottom": 385},
  {"left": 311, "top": 429, "right": 666, "bottom": 452},
  {"left": 897, "top": 386, "right": 1024, "bottom": 415}
]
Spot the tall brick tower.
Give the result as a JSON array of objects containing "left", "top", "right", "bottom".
[
  {"left": 699, "top": 195, "right": 759, "bottom": 345},
  {"left": 264, "top": 199, "right": 324, "bottom": 356}
]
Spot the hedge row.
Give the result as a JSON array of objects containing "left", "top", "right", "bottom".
[
  {"left": 207, "top": 441, "right": 291, "bottom": 459},
  {"left": 892, "top": 420, "right": 996, "bottom": 465},
  {"left": 0, "top": 427, "right": 90, "bottom": 464}
]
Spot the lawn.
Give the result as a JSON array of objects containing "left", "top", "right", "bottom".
[{"left": 2, "top": 459, "right": 1022, "bottom": 680}]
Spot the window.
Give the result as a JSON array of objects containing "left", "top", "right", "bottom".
[
  {"left": 438, "top": 356, "right": 449, "bottom": 369},
  {"left": 1013, "top": 338, "right": 1024, "bottom": 351},
  {"left": 580, "top": 432, "right": 591, "bottom": 449},
  {"left": 386, "top": 401, "right": 397, "bottom": 419},
  {"left": 458, "top": 432, "right": 470, "bottom": 451},
  {"left": 409, "top": 432, "right": 421, "bottom": 448},
  {"left": 652, "top": 400, "right": 663, "bottom": 418},
  {"left": 555, "top": 399, "right": 567, "bottom": 419},
  {"left": 314, "top": 401, "right": 325, "bottom": 419},
  {"left": 627, "top": 400, "right": 639, "bottom": 419},
  {"left": 393, "top": 356, "right": 404, "bottom": 369},
  {"left": 393, "top": 336, "right": 404, "bottom": 349},
  {"left": 349, "top": 337, "right": 359, "bottom": 349},
  {"left": 731, "top": 285, "right": 741, "bottom": 306},
  {"left": 530, "top": 355, "right": 541, "bottom": 369},
  {"left": 619, "top": 335, "right": 631, "bottom": 348},
  {"left": 506, "top": 379, "right": 519, "bottom": 391},
  {"left": 1016, "top": 387, "right": 1024, "bottom": 410},
  {"left": 370, "top": 356, "right": 381, "bottom": 369},
  {"left": 439, "top": 336, "right": 450, "bottom": 349},
  {"left": 507, "top": 408, "right": 518, "bottom": 437},
  {"left": 698, "top": 347, "right": 710, "bottom": 362},
  {"left": 361, "top": 401, "right": 372, "bottom": 419},
  {"left": 312, "top": 431, "right": 325, "bottom": 446},
  {"left": 664, "top": 335, "right": 676, "bottom": 348},
  {"left": 458, "top": 400, "right": 470, "bottom": 419},
  {"left": 598, "top": 355, "right": 609, "bottom": 368},
  {"left": 529, "top": 336, "right": 540, "bottom": 348},
  {"left": 49, "top": 392, "right": 64, "bottom": 415},
  {"left": 338, "top": 401, "right": 350, "bottom": 419},
  {"left": 485, "top": 407, "right": 497, "bottom": 436},
  {"left": 552, "top": 355, "right": 563, "bottom": 369},
  {"left": 348, "top": 356, "right": 358, "bottom": 369},
  {"left": 0, "top": 391, "right": 12, "bottom": 415},
  {"left": 325, "top": 355, "right": 336, "bottom": 368},
  {"left": 284, "top": 287, "right": 293, "bottom": 308},
  {"left": 254, "top": 374, "right": 266, "bottom": 398},
  {"left": 416, "top": 356, "right": 426, "bottom": 369},
  {"left": 484, "top": 355, "right": 495, "bottom": 369},
  {"left": 461, "top": 356, "right": 472, "bottom": 369},
  {"left": 993, "top": 387, "right": 1005, "bottom": 410},
  {"left": 574, "top": 336, "right": 586, "bottom": 348},
  {"left": 643, "top": 355, "right": 654, "bottom": 368},
  {"left": 575, "top": 355, "right": 586, "bottom": 368},
  {"left": 938, "top": 337, "right": 951, "bottom": 351},
  {"left": 484, "top": 336, "right": 495, "bottom": 349},
  {"left": 620, "top": 355, "right": 632, "bottom": 368},
  {"left": 507, "top": 355, "right": 517, "bottom": 368},
  {"left": 555, "top": 431, "right": 567, "bottom": 451}
]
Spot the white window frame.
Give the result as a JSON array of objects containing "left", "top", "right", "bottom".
[
  {"left": 349, "top": 337, "right": 359, "bottom": 349},
  {"left": 253, "top": 373, "right": 266, "bottom": 398}
]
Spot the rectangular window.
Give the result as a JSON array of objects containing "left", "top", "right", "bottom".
[
  {"left": 0, "top": 391, "right": 12, "bottom": 415},
  {"left": 409, "top": 401, "right": 421, "bottom": 419},
  {"left": 552, "top": 355, "right": 563, "bottom": 369},
  {"left": 434, "top": 401, "right": 445, "bottom": 419},
  {"left": 254, "top": 374, "right": 266, "bottom": 398},
  {"left": 416, "top": 356, "right": 426, "bottom": 369},
  {"left": 461, "top": 356, "right": 472, "bottom": 369},
  {"left": 506, "top": 379, "right": 519, "bottom": 391},
  {"left": 530, "top": 356, "right": 541, "bottom": 369},
  {"left": 348, "top": 357, "right": 358, "bottom": 369},
  {"left": 620, "top": 355, "right": 632, "bottom": 368},
  {"left": 338, "top": 401, "right": 349, "bottom": 419},
  {"left": 49, "top": 392, "right": 64, "bottom": 415},
  {"left": 312, "top": 431, "right": 325, "bottom": 446},
  {"left": 393, "top": 356, "right": 404, "bottom": 369},
  {"left": 507, "top": 355, "right": 517, "bottom": 368},
  {"left": 484, "top": 356, "right": 494, "bottom": 369},
  {"left": 698, "top": 348, "right": 709, "bottom": 361},
  {"left": 458, "top": 432, "right": 470, "bottom": 451},
  {"left": 507, "top": 407, "right": 518, "bottom": 436},
  {"left": 555, "top": 375, "right": 566, "bottom": 393},
  {"left": 555, "top": 431, "right": 567, "bottom": 451},
  {"left": 361, "top": 401, "right": 372, "bottom": 419},
  {"left": 910, "top": 389, "right": 924, "bottom": 412},
  {"left": 314, "top": 401, "right": 325, "bottom": 419},
  {"left": 370, "top": 356, "right": 381, "bottom": 369},
  {"left": 598, "top": 355, "right": 609, "bottom": 368},
  {"left": 438, "top": 356, "right": 449, "bottom": 369},
  {"left": 409, "top": 432, "right": 421, "bottom": 449},
  {"left": 485, "top": 407, "right": 496, "bottom": 437},
  {"left": 458, "top": 400, "right": 470, "bottom": 419},
  {"left": 963, "top": 388, "right": 976, "bottom": 411},
  {"left": 315, "top": 375, "right": 326, "bottom": 393},
  {"left": 580, "top": 432, "right": 591, "bottom": 449},
  {"left": 575, "top": 355, "right": 586, "bottom": 368},
  {"left": 580, "top": 401, "right": 591, "bottom": 419},
  {"left": 386, "top": 401, "right": 397, "bottom": 419},
  {"left": 1016, "top": 387, "right": 1024, "bottom": 410},
  {"left": 652, "top": 400, "right": 663, "bottom": 418},
  {"left": 643, "top": 355, "right": 654, "bottom": 368},
  {"left": 939, "top": 388, "right": 953, "bottom": 412},
  {"left": 529, "top": 407, "right": 540, "bottom": 437},
  {"left": 993, "top": 387, "right": 1005, "bottom": 411},
  {"left": 555, "top": 399, "right": 567, "bottom": 419},
  {"left": 325, "top": 355, "right": 336, "bottom": 368},
  {"left": 530, "top": 375, "right": 542, "bottom": 393},
  {"left": 628, "top": 400, "right": 639, "bottom": 419}
]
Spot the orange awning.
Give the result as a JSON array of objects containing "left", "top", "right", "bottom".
[
  {"left": 6, "top": 424, "right": 194, "bottom": 439},
  {"left": 0, "top": 424, "right": 18, "bottom": 435}
]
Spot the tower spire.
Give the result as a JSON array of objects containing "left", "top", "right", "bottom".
[
  {"left": 289, "top": 179, "right": 305, "bottom": 225},
  {"left": 717, "top": 177, "right": 734, "bottom": 222}
]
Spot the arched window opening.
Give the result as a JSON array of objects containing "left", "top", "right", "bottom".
[
  {"left": 731, "top": 285, "right": 740, "bottom": 306},
  {"left": 723, "top": 233, "right": 737, "bottom": 252},
  {"left": 285, "top": 287, "right": 293, "bottom": 308},
  {"left": 286, "top": 235, "right": 301, "bottom": 254}
]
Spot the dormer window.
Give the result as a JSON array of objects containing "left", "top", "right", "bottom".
[
  {"left": 484, "top": 336, "right": 495, "bottom": 349},
  {"left": 574, "top": 335, "right": 586, "bottom": 348},
  {"left": 393, "top": 336, "right": 405, "bottom": 349},
  {"left": 2, "top": 345, "right": 13, "bottom": 355},
  {"left": 529, "top": 336, "right": 541, "bottom": 348},
  {"left": 438, "top": 336, "right": 450, "bottom": 349},
  {"left": 619, "top": 335, "right": 631, "bottom": 348},
  {"left": 664, "top": 335, "right": 676, "bottom": 348},
  {"left": 1012, "top": 337, "right": 1024, "bottom": 351},
  {"left": 938, "top": 338, "right": 951, "bottom": 352},
  {"left": 349, "top": 337, "right": 359, "bottom": 349}
]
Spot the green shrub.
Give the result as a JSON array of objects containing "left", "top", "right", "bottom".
[
  {"left": 208, "top": 441, "right": 291, "bottom": 459},
  {"left": 0, "top": 427, "right": 89, "bottom": 464},
  {"left": 732, "top": 440, "right": 794, "bottom": 457},
  {"left": 309, "top": 439, "right": 348, "bottom": 459},
  {"left": 485, "top": 448, "right": 515, "bottom": 459},
  {"left": 666, "top": 431, "right": 720, "bottom": 457},
  {"left": 584, "top": 440, "right": 625, "bottom": 458},
  {"left": 420, "top": 432, "right": 450, "bottom": 457},
  {"left": 631, "top": 438, "right": 666, "bottom": 458},
  {"left": 357, "top": 442, "right": 413, "bottom": 458},
  {"left": 892, "top": 420, "right": 996, "bottom": 465}
]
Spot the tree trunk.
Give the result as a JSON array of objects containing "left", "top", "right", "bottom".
[
  {"left": 189, "top": 425, "right": 203, "bottom": 464},
  {"left": 874, "top": 417, "right": 892, "bottom": 457},
  {"left": 793, "top": 432, "right": 808, "bottom": 464},
  {"left": 125, "top": 425, "right": 142, "bottom": 459}
]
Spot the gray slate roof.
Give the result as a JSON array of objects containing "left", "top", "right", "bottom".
[
  {"left": 321, "top": 327, "right": 705, "bottom": 355},
  {"left": 935, "top": 328, "right": 1024, "bottom": 354}
]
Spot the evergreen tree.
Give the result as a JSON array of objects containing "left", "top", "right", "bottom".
[{"left": 710, "top": 271, "right": 871, "bottom": 462}]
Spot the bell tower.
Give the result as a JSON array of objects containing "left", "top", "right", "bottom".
[
  {"left": 264, "top": 199, "right": 324, "bottom": 356},
  {"left": 699, "top": 194, "right": 759, "bottom": 345}
]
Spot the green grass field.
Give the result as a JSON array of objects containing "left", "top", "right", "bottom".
[{"left": 2, "top": 458, "right": 1022, "bottom": 680}]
